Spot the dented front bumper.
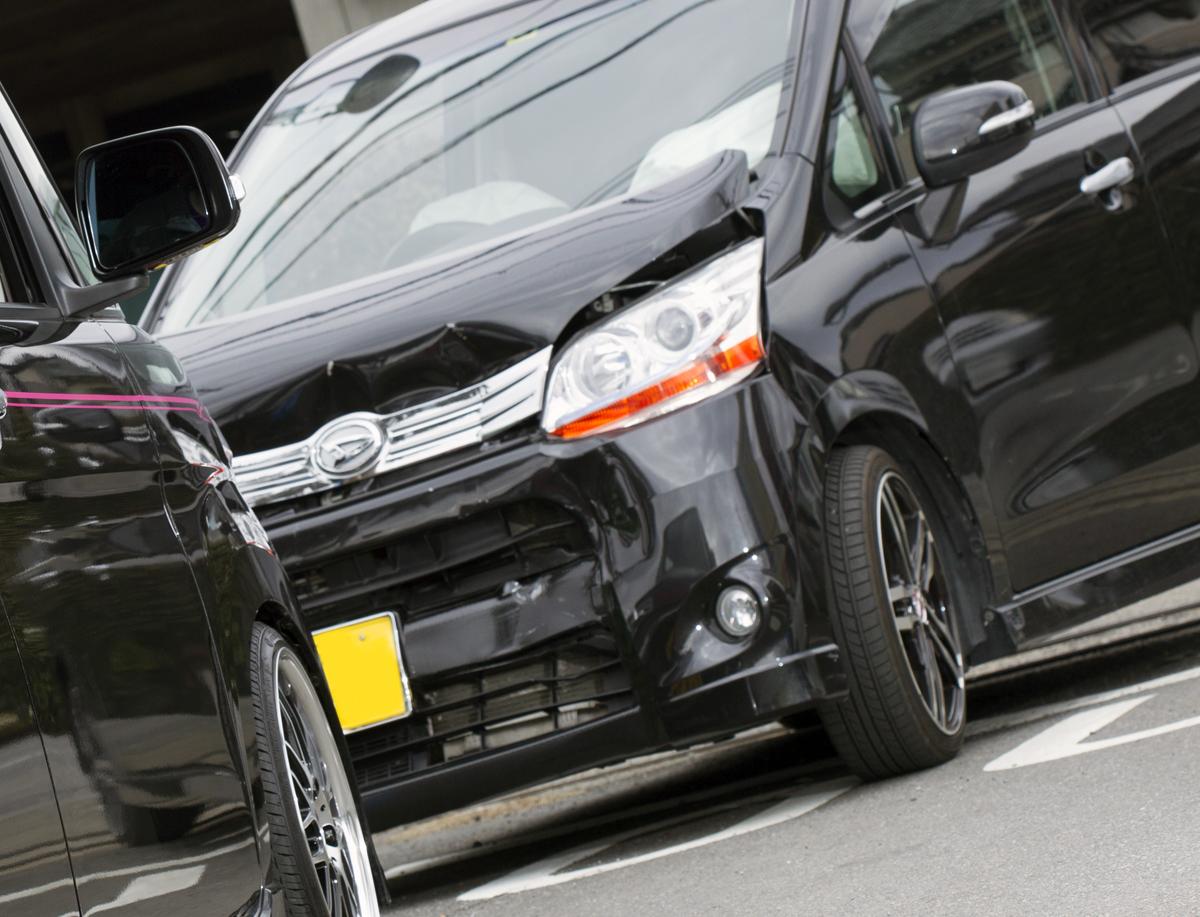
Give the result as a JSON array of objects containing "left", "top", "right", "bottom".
[{"left": 257, "top": 374, "right": 847, "bottom": 829}]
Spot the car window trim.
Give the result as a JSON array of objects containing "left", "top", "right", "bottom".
[
  {"left": 842, "top": 30, "right": 906, "bottom": 194},
  {"left": 0, "top": 89, "right": 96, "bottom": 291},
  {"left": 0, "top": 124, "right": 57, "bottom": 308},
  {"left": 1075, "top": 3, "right": 1200, "bottom": 100},
  {"left": 1065, "top": 0, "right": 1200, "bottom": 97},
  {"left": 849, "top": 0, "right": 1103, "bottom": 201},
  {"left": 0, "top": 187, "right": 37, "bottom": 304},
  {"left": 1052, "top": 0, "right": 1110, "bottom": 100}
]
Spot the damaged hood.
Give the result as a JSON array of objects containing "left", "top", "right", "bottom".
[{"left": 158, "top": 152, "right": 750, "bottom": 455}]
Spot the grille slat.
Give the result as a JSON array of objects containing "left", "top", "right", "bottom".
[
  {"left": 233, "top": 348, "right": 551, "bottom": 509},
  {"left": 346, "top": 632, "right": 633, "bottom": 791},
  {"left": 290, "top": 501, "right": 590, "bottom": 621}
]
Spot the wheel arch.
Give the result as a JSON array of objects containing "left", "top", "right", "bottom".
[
  {"left": 254, "top": 599, "right": 322, "bottom": 679},
  {"left": 811, "top": 373, "right": 1011, "bottom": 660}
]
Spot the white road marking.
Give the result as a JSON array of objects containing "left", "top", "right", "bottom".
[
  {"left": 458, "top": 778, "right": 856, "bottom": 902},
  {"left": 968, "top": 662, "right": 1200, "bottom": 738},
  {"left": 985, "top": 693, "right": 1200, "bottom": 771}
]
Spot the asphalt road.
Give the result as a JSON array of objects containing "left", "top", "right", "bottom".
[{"left": 378, "top": 605, "right": 1200, "bottom": 916}]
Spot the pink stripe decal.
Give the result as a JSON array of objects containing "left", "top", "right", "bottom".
[
  {"left": 5, "top": 400, "right": 206, "bottom": 415},
  {"left": 8, "top": 390, "right": 201, "bottom": 406},
  {"left": 5, "top": 398, "right": 208, "bottom": 417}
]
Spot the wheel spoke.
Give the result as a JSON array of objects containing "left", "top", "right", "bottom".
[
  {"left": 281, "top": 691, "right": 322, "bottom": 784},
  {"left": 879, "top": 482, "right": 916, "bottom": 583},
  {"left": 927, "top": 612, "right": 963, "bottom": 681},
  {"left": 285, "top": 739, "right": 314, "bottom": 786},
  {"left": 278, "top": 691, "right": 307, "bottom": 754},
  {"left": 274, "top": 650, "right": 376, "bottom": 917},
  {"left": 915, "top": 625, "right": 946, "bottom": 726},
  {"left": 871, "top": 473, "right": 964, "bottom": 737},
  {"left": 341, "top": 872, "right": 360, "bottom": 917},
  {"left": 331, "top": 874, "right": 345, "bottom": 917},
  {"left": 916, "top": 517, "right": 936, "bottom": 592},
  {"left": 909, "top": 513, "right": 928, "bottom": 590}
]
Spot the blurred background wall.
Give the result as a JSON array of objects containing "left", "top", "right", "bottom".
[
  {"left": 0, "top": 0, "right": 423, "bottom": 317},
  {"left": 0, "top": 0, "right": 424, "bottom": 194}
]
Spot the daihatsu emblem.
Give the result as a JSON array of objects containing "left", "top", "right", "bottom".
[{"left": 312, "top": 419, "right": 384, "bottom": 478}]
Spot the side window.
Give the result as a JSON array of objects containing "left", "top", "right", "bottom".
[
  {"left": 826, "top": 58, "right": 889, "bottom": 213},
  {"left": 0, "top": 197, "right": 30, "bottom": 304},
  {"left": 0, "top": 92, "right": 97, "bottom": 288},
  {"left": 850, "top": 0, "right": 1082, "bottom": 181},
  {"left": 1081, "top": 0, "right": 1200, "bottom": 88}
]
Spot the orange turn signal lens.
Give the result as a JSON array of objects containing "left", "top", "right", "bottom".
[{"left": 550, "top": 335, "right": 763, "bottom": 439}]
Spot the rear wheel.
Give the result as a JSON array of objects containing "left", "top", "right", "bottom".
[
  {"left": 250, "top": 624, "right": 379, "bottom": 917},
  {"left": 817, "top": 445, "right": 967, "bottom": 779}
]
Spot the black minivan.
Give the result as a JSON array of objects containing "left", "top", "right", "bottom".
[
  {"left": 0, "top": 92, "right": 381, "bottom": 915},
  {"left": 147, "top": 0, "right": 1200, "bottom": 828}
]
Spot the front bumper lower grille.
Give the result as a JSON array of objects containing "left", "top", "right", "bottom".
[
  {"left": 346, "top": 630, "right": 633, "bottom": 793},
  {"left": 288, "top": 500, "right": 592, "bottom": 626}
]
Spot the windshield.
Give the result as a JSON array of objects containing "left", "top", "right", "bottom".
[{"left": 156, "top": 0, "right": 799, "bottom": 331}]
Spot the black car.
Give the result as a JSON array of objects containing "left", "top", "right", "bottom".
[
  {"left": 0, "top": 93, "right": 381, "bottom": 915},
  {"left": 145, "top": 0, "right": 1200, "bottom": 827}
]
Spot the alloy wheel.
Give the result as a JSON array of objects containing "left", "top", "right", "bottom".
[
  {"left": 275, "top": 652, "right": 377, "bottom": 917},
  {"left": 875, "top": 471, "right": 966, "bottom": 735}
]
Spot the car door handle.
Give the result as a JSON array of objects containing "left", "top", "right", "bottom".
[{"left": 1080, "top": 157, "right": 1136, "bottom": 196}]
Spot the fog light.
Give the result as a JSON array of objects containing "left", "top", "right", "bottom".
[{"left": 716, "top": 585, "right": 761, "bottom": 638}]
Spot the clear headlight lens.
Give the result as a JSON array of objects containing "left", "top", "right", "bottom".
[{"left": 542, "top": 239, "right": 764, "bottom": 439}]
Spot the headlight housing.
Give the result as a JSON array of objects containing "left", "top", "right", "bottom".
[{"left": 542, "top": 239, "right": 765, "bottom": 439}]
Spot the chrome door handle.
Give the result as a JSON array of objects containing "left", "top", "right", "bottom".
[{"left": 1080, "top": 157, "right": 1135, "bottom": 195}]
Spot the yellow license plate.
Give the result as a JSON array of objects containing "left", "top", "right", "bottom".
[{"left": 313, "top": 613, "right": 412, "bottom": 733}]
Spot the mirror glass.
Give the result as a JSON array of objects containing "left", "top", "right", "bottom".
[{"left": 83, "top": 138, "right": 211, "bottom": 272}]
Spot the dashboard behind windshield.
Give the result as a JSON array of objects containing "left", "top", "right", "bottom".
[{"left": 157, "top": 0, "right": 800, "bottom": 331}]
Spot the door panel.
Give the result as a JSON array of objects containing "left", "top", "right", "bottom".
[
  {"left": 0, "top": 602, "right": 79, "bottom": 917},
  {"left": 1110, "top": 68, "right": 1200, "bottom": 363},
  {"left": 848, "top": 0, "right": 1196, "bottom": 592},
  {"left": 904, "top": 104, "right": 1195, "bottom": 592},
  {"left": 0, "top": 311, "right": 263, "bottom": 916}
]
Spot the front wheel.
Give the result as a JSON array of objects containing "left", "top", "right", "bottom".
[
  {"left": 250, "top": 624, "right": 380, "bottom": 917},
  {"left": 818, "top": 446, "right": 967, "bottom": 779}
]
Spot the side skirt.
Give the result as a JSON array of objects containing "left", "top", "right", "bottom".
[{"left": 993, "top": 521, "right": 1200, "bottom": 650}]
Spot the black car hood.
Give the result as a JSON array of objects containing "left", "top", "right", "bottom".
[{"left": 160, "top": 152, "right": 750, "bottom": 455}]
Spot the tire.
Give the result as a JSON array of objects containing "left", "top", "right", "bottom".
[
  {"left": 249, "top": 624, "right": 380, "bottom": 917},
  {"left": 817, "top": 445, "right": 968, "bottom": 780}
]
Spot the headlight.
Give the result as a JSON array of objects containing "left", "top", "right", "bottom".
[{"left": 542, "top": 239, "right": 765, "bottom": 439}]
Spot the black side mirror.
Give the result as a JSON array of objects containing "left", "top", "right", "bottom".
[
  {"left": 75, "top": 127, "right": 241, "bottom": 280},
  {"left": 913, "top": 81, "right": 1036, "bottom": 189}
]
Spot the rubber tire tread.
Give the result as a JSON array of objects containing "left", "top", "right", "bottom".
[
  {"left": 250, "top": 622, "right": 326, "bottom": 916},
  {"left": 817, "top": 446, "right": 964, "bottom": 780}
]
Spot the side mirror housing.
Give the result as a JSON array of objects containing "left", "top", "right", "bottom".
[
  {"left": 913, "top": 81, "right": 1036, "bottom": 189},
  {"left": 75, "top": 126, "right": 241, "bottom": 280}
]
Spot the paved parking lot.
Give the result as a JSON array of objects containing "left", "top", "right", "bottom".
[{"left": 380, "top": 607, "right": 1200, "bottom": 915}]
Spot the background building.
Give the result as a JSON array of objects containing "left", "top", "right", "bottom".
[
  {"left": 1, "top": 0, "right": 423, "bottom": 194},
  {"left": 0, "top": 0, "right": 422, "bottom": 317}
]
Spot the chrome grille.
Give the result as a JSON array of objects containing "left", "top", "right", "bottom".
[{"left": 232, "top": 348, "right": 551, "bottom": 509}]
